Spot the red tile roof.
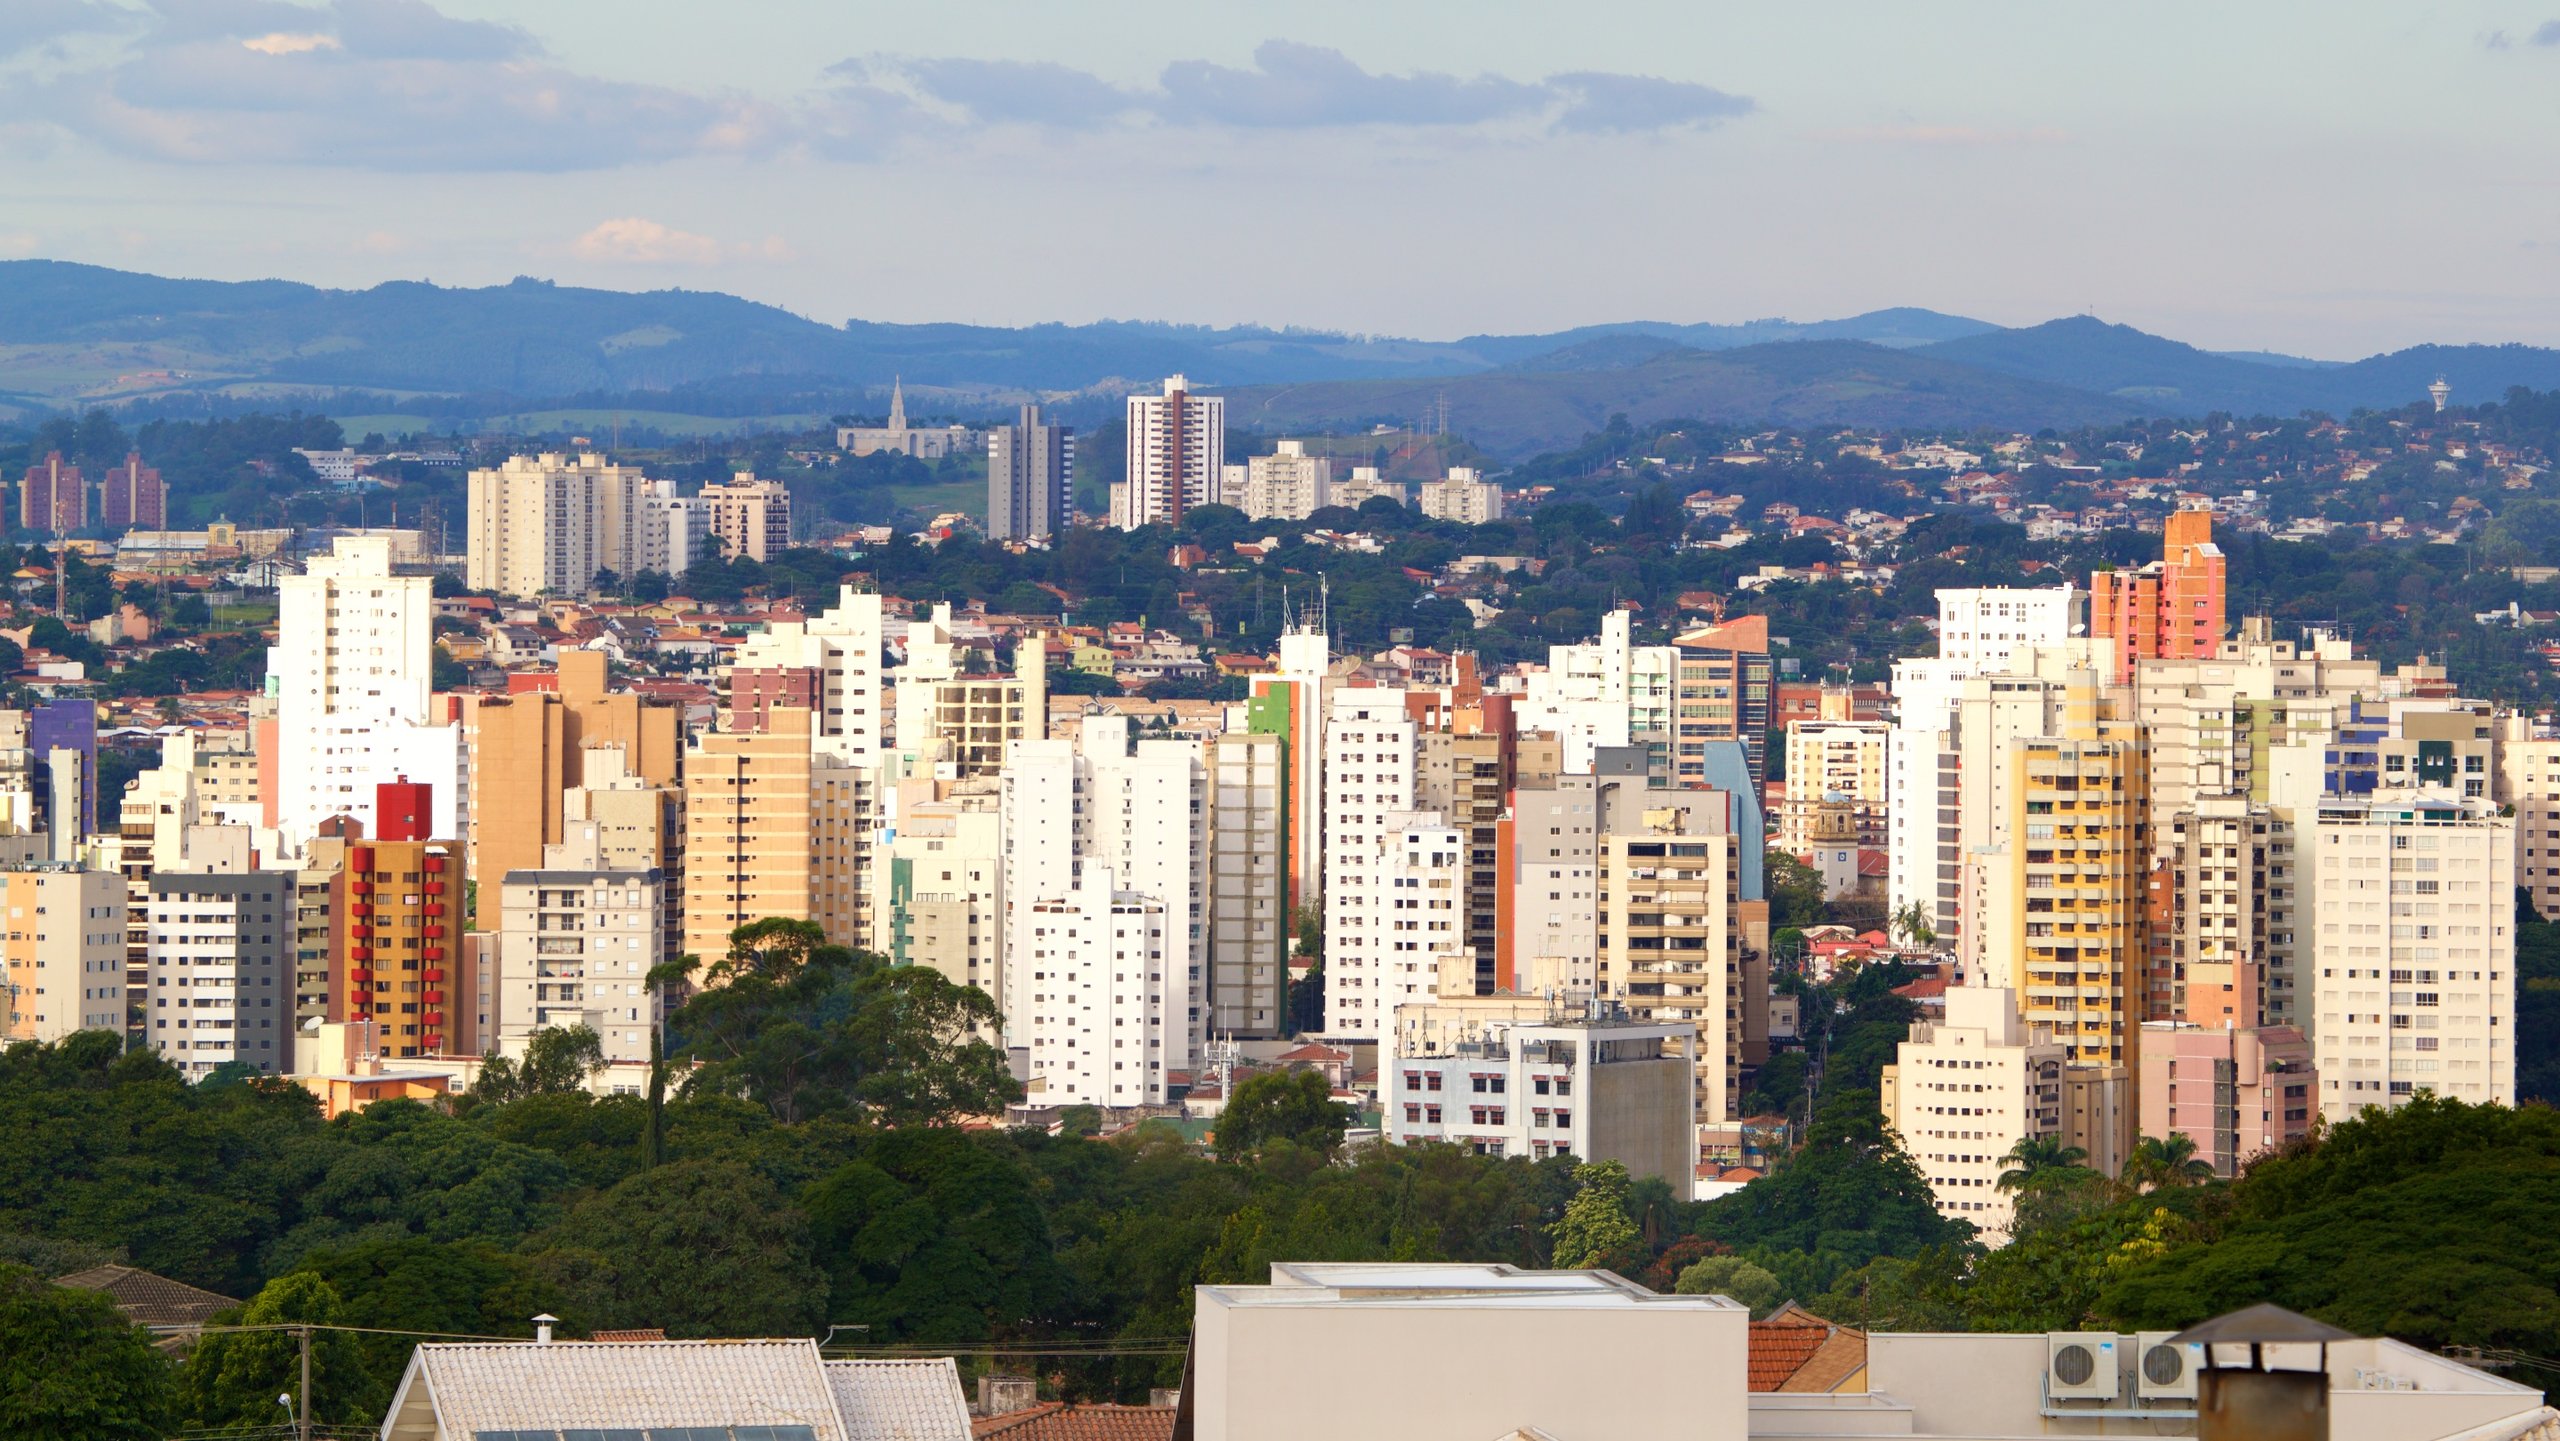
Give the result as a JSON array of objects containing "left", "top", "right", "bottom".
[
  {"left": 973, "top": 1403, "right": 1178, "bottom": 1440},
  {"left": 1749, "top": 1320, "right": 1831, "bottom": 1391}
]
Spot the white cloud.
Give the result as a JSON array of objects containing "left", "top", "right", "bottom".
[{"left": 572, "top": 217, "right": 720, "bottom": 266}]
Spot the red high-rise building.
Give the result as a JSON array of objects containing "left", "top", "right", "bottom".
[
  {"left": 19, "top": 451, "right": 85, "bottom": 534},
  {"left": 99, "top": 452, "right": 165, "bottom": 530},
  {"left": 330, "top": 781, "right": 469, "bottom": 1057},
  {"left": 2090, "top": 508, "right": 2226, "bottom": 683}
]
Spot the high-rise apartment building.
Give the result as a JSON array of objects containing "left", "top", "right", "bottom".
[
  {"left": 467, "top": 452, "right": 672, "bottom": 598},
  {"left": 145, "top": 869, "right": 294, "bottom": 1079},
  {"left": 1778, "top": 719, "right": 1888, "bottom": 857},
  {"left": 1224, "top": 440, "right": 1333, "bottom": 521},
  {"left": 2003, "top": 730, "right": 2147, "bottom": 1072},
  {"left": 680, "top": 708, "right": 863, "bottom": 961},
  {"left": 1114, "top": 375, "right": 1225, "bottom": 530},
  {"left": 2305, "top": 793, "right": 2514, "bottom": 1119},
  {"left": 1207, "top": 731, "right": 1287, "bottom": 1038},
  {"left": 20, "top": 451, "right": 85, "bottom": 533},
  {"left": 872, "top": 776, "right": 1004, "bottom": 1020},
  {"left": 0, "top": 866, "right": 126, "bottom": 1042},
  {"left": 270, "top": 536, "right": 458, "bottom": 853},
  {"left": 326, "top": 781, "right": 469, "bottom": 1059},
  {"left": 1885, "top": 586, "right": 2081, "bottom": 943},
  {"left": 1670, "top": 618, "right": 1774, "bottom": 792},
  {"left": 1596, "top": 806, "right": 1745, "bottom": 1122},
  {"left": 893, "top": 606, "right": 1047, "bottom": 777},
  {"left": 2494, "top": 714, "right": 2560, "bottom": 921},
  {"left": 1416, "top": 467, "right": 1505, "bottom": 525},
  {"left": 465, "top": 650, "right": 680, "bottom": 917},
  {"left": 698, "top": 474, "right": 793, "bottom": 562},
  {"left": 1880, "top": 985, "right": 2064, "bottom": 1243},
  {"left": 2090, "top": 508, "right": 2226, "bottom": 684},
  {"left": 495, "top": 822, "right": 662, "bottom": 1065},
  {"left": 98, "top": 452, "right": 165, "bottom": 531},
  {"left": 727, "top": 587, "right": 889, "bottom": 769},
  {"left": 986, "top": 404, "right": 1073, "bottom": 542},
  {"left": 2137, "top": 1010, "right": 2314, "bottom": 1179},
  {"left": 1248, "top": 621, "right": 1332, "bottom": 916},
  {"left": 1002, "top": 716, "right": 1207, "bottom": 1104},
  {"left": 1512, "top": 609, "right": 1679, "bottom": 776},
  {"left": 1321, "top": 691, "right": 1425, "bottom": 1039}
]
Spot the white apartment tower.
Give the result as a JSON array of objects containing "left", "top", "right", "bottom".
[
  {"left": 494, "top": 823, "right": 664, "bottom": 1066},
  {"left": 1001, "top": 716, "right": 1207, "bottom": 1105},
  {"left": 1114, "top": 375, "right": 1226, "bottom": 530},
  {"left": 1321, "top": 690, "right": 1423, "bottom": 1038},
  {"left": 2306, "top": 794, "right": 2515, "bottom": 1120},
  {"left": 1886, "top": 586, "right": 2083, "bottom": 944},
  {"left": 1880, "top": 985, "right": 2065, "bottom": 1245},
  {"left": 270, "top": 537, "right": 459, "bottom": 852},
  {"left": 728, "top": 586, "right": 890, "bottom": 769}
]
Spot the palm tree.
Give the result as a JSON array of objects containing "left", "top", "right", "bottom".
[
  {"left": 1890, "top": 902, "right": 1936, "bottom": 952},
  {"left": 1997, "top": 1135, "right": 2091, "bottom": 1193},
  {"left": 2123, "top": 1133, "right": 2217, "bottom": 1191}
]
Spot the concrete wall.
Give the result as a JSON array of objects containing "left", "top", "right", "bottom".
[{"left": 1193, "top": 1297, "right": 1746, "bottom": 1441}]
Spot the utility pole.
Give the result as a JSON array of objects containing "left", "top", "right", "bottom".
[{"left": 299, "top": 1322, "right": 312, "bottom": 1441}]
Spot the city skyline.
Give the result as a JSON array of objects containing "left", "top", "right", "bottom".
[{"left": 4, "top": 2, "right": 2560, "bottom": 357}]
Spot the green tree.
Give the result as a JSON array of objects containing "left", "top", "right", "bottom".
[
  {"left": 180, "top": 1272, "right": 377, "bottom": 1432},
  {"left": 0, "top": 1262, "right": 176, "bottom": 1441},
  {"left": 431, "top": 643, "right": 468, "bottom": 690},
  {"left": 1548, "top": 1160, "right": 1642, "bottom": 1270},
  {"left": 660, "top": 919, "right": 1015, "bottom": 1125},
  {"left": 802, "top": 1130, "right": 1071, "bottom": 1344},
  {"left": 472, "top": 1026, "right": 607, "bottom": 1107},
  {"left": 1889, "top": 902, "right": 1936, "bottom": 951},
  {"left": 1216, "top": 1070, "right": 1352, "bottom": 1162},
  {"left": 1766, "top": 852, "right": 1827, "bottom": 930},
  {"left": 531, "top": 1160, "right": 828, "bottom": 1339},
  {"left": 1673, "top": 1253, "right": 1784, "bottom": 1316}
]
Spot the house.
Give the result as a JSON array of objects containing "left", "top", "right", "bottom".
[
  {"left": 54, "top": 1265, "right": 238, "bottom": 1344},
  {"left": 1749, "top": 1303, "right": 1869, "bottom": 1393},
  {"left": 379, "top": 1336, "right": 973, "bottom": 1441}
]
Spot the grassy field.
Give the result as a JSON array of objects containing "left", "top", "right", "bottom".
[
  {"left": 210, "top": 599, "right": 278, "bottom": 628},
  {"left": 328, "top": 409, "right": 830, "bottom": 441},
  {"left": 885, "top": 478, "right": 986, "bottom": 519}
]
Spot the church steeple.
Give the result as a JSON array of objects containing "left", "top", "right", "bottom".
[{"left": 888, "top": 376, "right": 907, "bottom": 432}]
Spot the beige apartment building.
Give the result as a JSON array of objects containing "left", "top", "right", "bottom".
[
  {"left": 1881, "top": 984, "right": 2064, "bottom": 1243},
  {"left": 464, "top": 650, "right": 681, "bottom": 916},
  {"left": 872, "top": 777, "right": 1003, "bottom": 1022},
  {"left": 698, "top": 474, "right": 792, "bottom": 562},
  {"left": 681, "top": 709, "right": 862, "bottom": 961},
  {"left": 1596, "top": 810, "right": 1744, "bottom": 1124},
  {"left": 0, "top": 867, "right": 127, "bottom": 1042},
  {"left": 1778, "top": 718, "right": 1888, "bottom": 855}
]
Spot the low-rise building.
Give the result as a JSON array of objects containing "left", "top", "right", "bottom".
[{"left": 1387, "top": 1000, "right": 1696, "bottom": 1189}]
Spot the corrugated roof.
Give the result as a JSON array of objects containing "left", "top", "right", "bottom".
[
  {"left": 824, "top": 1358, "right": 973, "bottom": 1441},
  {"left": 389, "top": 1340, "right": 848, "bottom": 1441}
]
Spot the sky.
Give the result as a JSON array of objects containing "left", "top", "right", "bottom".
[{"left": 4, "top": 1, "right": 2559, "bottom": 358}]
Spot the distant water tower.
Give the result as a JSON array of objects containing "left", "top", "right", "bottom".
[{"left": 2429, "top": 375, "right": 2452, "bottom": 413}]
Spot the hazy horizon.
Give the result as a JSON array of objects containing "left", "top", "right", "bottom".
[{"left": 6, "top": 2, "right": 2559, "bottom": 360}]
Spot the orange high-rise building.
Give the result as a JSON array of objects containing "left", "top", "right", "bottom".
[{"left": 2090, "top": 508, "right": 2225, "bottom": 683}]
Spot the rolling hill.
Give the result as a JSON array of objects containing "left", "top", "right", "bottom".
[
  {"left": 5, "top": 261, "right": 2559, "bottom": 441},
  {"left": 1224, "top": 340, "right": 2137, "bottom": 456},
  {"left": 1918, "top": 317, "right": 2560, "bottom": 417}
]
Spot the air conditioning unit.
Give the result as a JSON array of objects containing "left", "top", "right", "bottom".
[
  {"left": 2136, "top": 1331, "right": 2204, "bottom": 1400},
  {"left": 2046, "top": 1332, "right": 2122, "bottom": 1401}
]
